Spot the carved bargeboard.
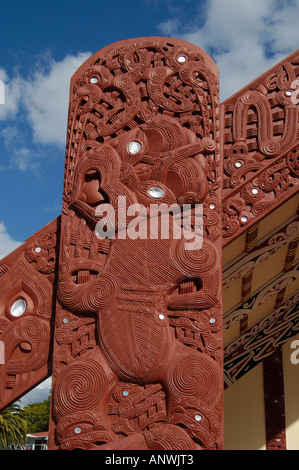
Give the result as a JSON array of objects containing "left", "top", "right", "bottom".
[
  {"left": 0, "top": 218, "right": 59, "bottom": 408},
  {"left": 222, "top": 49, "right": 299, "bottom": 244},
  {"left": 47, "top": 37, "right": 223, "bottom": 450}
]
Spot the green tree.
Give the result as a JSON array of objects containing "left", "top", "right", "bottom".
[
  {"left": 0, "top": 403, "right": 28, "bottom": 449},
  {"left": 22, "top": 396, "right": 50, "bottom": 433}
]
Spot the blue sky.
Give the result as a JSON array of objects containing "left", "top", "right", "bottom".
[{"left": 0, "top": 0, "right": 299, "bottom": 404}]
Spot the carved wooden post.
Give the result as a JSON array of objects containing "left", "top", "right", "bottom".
[{"left": 48, "top": 37, "right": 223, "bottom": 450}]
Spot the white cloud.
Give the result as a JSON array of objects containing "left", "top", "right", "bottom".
[
  {"left": 22, "top": 52, "right": 91, "bottom": 147},
  {"left": 0, "top": 51, "right": 91, "bottom": 174},
  {"left": 0, "top": 51, "right": 91, "bottom": 150},
  {"left": 1, "top": 2, "right": 298, "bottom": 171},
  {"left": 157, "top": 0, "right": 299, "bottom": 100},
  {"left": 266, "top": 1, "right": 299, "bottom": 55},
  {"left": 0, "top": 221, "right": 23, "bottom": 259},
  {"left": 0, "top": 69, "right": 22, "bottom": 120},
  {"left": 1, "top": 126, "right": 42, "bottom": 173}
]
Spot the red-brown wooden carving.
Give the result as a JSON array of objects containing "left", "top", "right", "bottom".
[
  {"left": 222, "top": 50, "right": 299, "bottom": 244},
  {"left": 0, "top": 218, "right": 59, "bottom": 409},
  {"left": 47, "top": 37, "right": 223, "bottom": 450}
]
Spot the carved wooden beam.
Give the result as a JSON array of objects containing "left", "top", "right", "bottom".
[
  {"left": 224, "top": 256, "right": 299, "bottom": 329},
  {"left": 223, "top": 216, "right": 299, "bottom": 291},
  {"left": 221, "top": 49, "right": 299, "bottom": 246},
  {"left": 0, "top": 217, "right": 60, "bottom": 409},
  {"left": 224, "top": 288, "right": 299, "bottom": 388}
]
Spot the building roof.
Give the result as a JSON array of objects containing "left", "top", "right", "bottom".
[{"left": 26, "top": 432, "right": 48, "bottom": 438}]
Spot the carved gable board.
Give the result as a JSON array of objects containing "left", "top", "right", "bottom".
[
  {"left": 222, "top": 49, "right": 299, "bottom": 244},
  {"left": 0, "top": 37, "right": 298, "bottom": 451}
]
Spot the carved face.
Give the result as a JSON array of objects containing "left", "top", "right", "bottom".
[{"left": 71, "top": 115, "right": 209, "bottom": 227}]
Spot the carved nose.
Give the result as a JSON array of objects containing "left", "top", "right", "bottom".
[{"left": 81, "top": 171, "right": 109, "bottom": 206}]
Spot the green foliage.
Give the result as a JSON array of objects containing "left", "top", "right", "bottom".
[
  {"left": 0, "top": 396, "right": 50, "bottom": 448},
  {"left": 0, "top": 403, "right": 28, "bottom": 449},
  {"left": 22, "top": 396, "right": 50, "bottom": 433}
]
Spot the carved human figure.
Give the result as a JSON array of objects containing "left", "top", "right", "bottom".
[{"left": 48, "top": 37, "right": 223, "bottom": 450}]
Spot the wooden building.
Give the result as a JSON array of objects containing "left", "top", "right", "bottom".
[{"left": 223, "top": 193, "right": 299, "bottom": 449}]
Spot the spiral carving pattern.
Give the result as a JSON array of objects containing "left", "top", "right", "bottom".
[
  {"left": 148, "top": 424, "right": 196, "bottom": 450},
  {"left": 170, "top": 238, "right": 218, "bottom": 276},
  {"left": 259, "top": 139, "right": 280, "bottom": 156},
  {"left": 169, "top": 355, "right": 221, "bottom": 405},
  {"left": 58, "top": 266, "right": 118, "bottom": 313},
  {"left": 53, "top": 359, "right": 108, "bottom": 420}
]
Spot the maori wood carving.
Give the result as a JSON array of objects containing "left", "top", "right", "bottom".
[
  {"left": 223, "top": 217, "right": 299, "bottom": 291},
  {"left": 222, "top": 50, "right": 299, "bottom": 244},
  {"left": 0, "top": 218, "right": 59, "bottom": 409},
  {"left": 0, "top": 37, "right": 299, "bottom": 451},
  {"left": 48, "top": 37, "right": 223, "bottom": 451},
  {"left": 224, "top": 288, "right": 299, "bottom": 388}
]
